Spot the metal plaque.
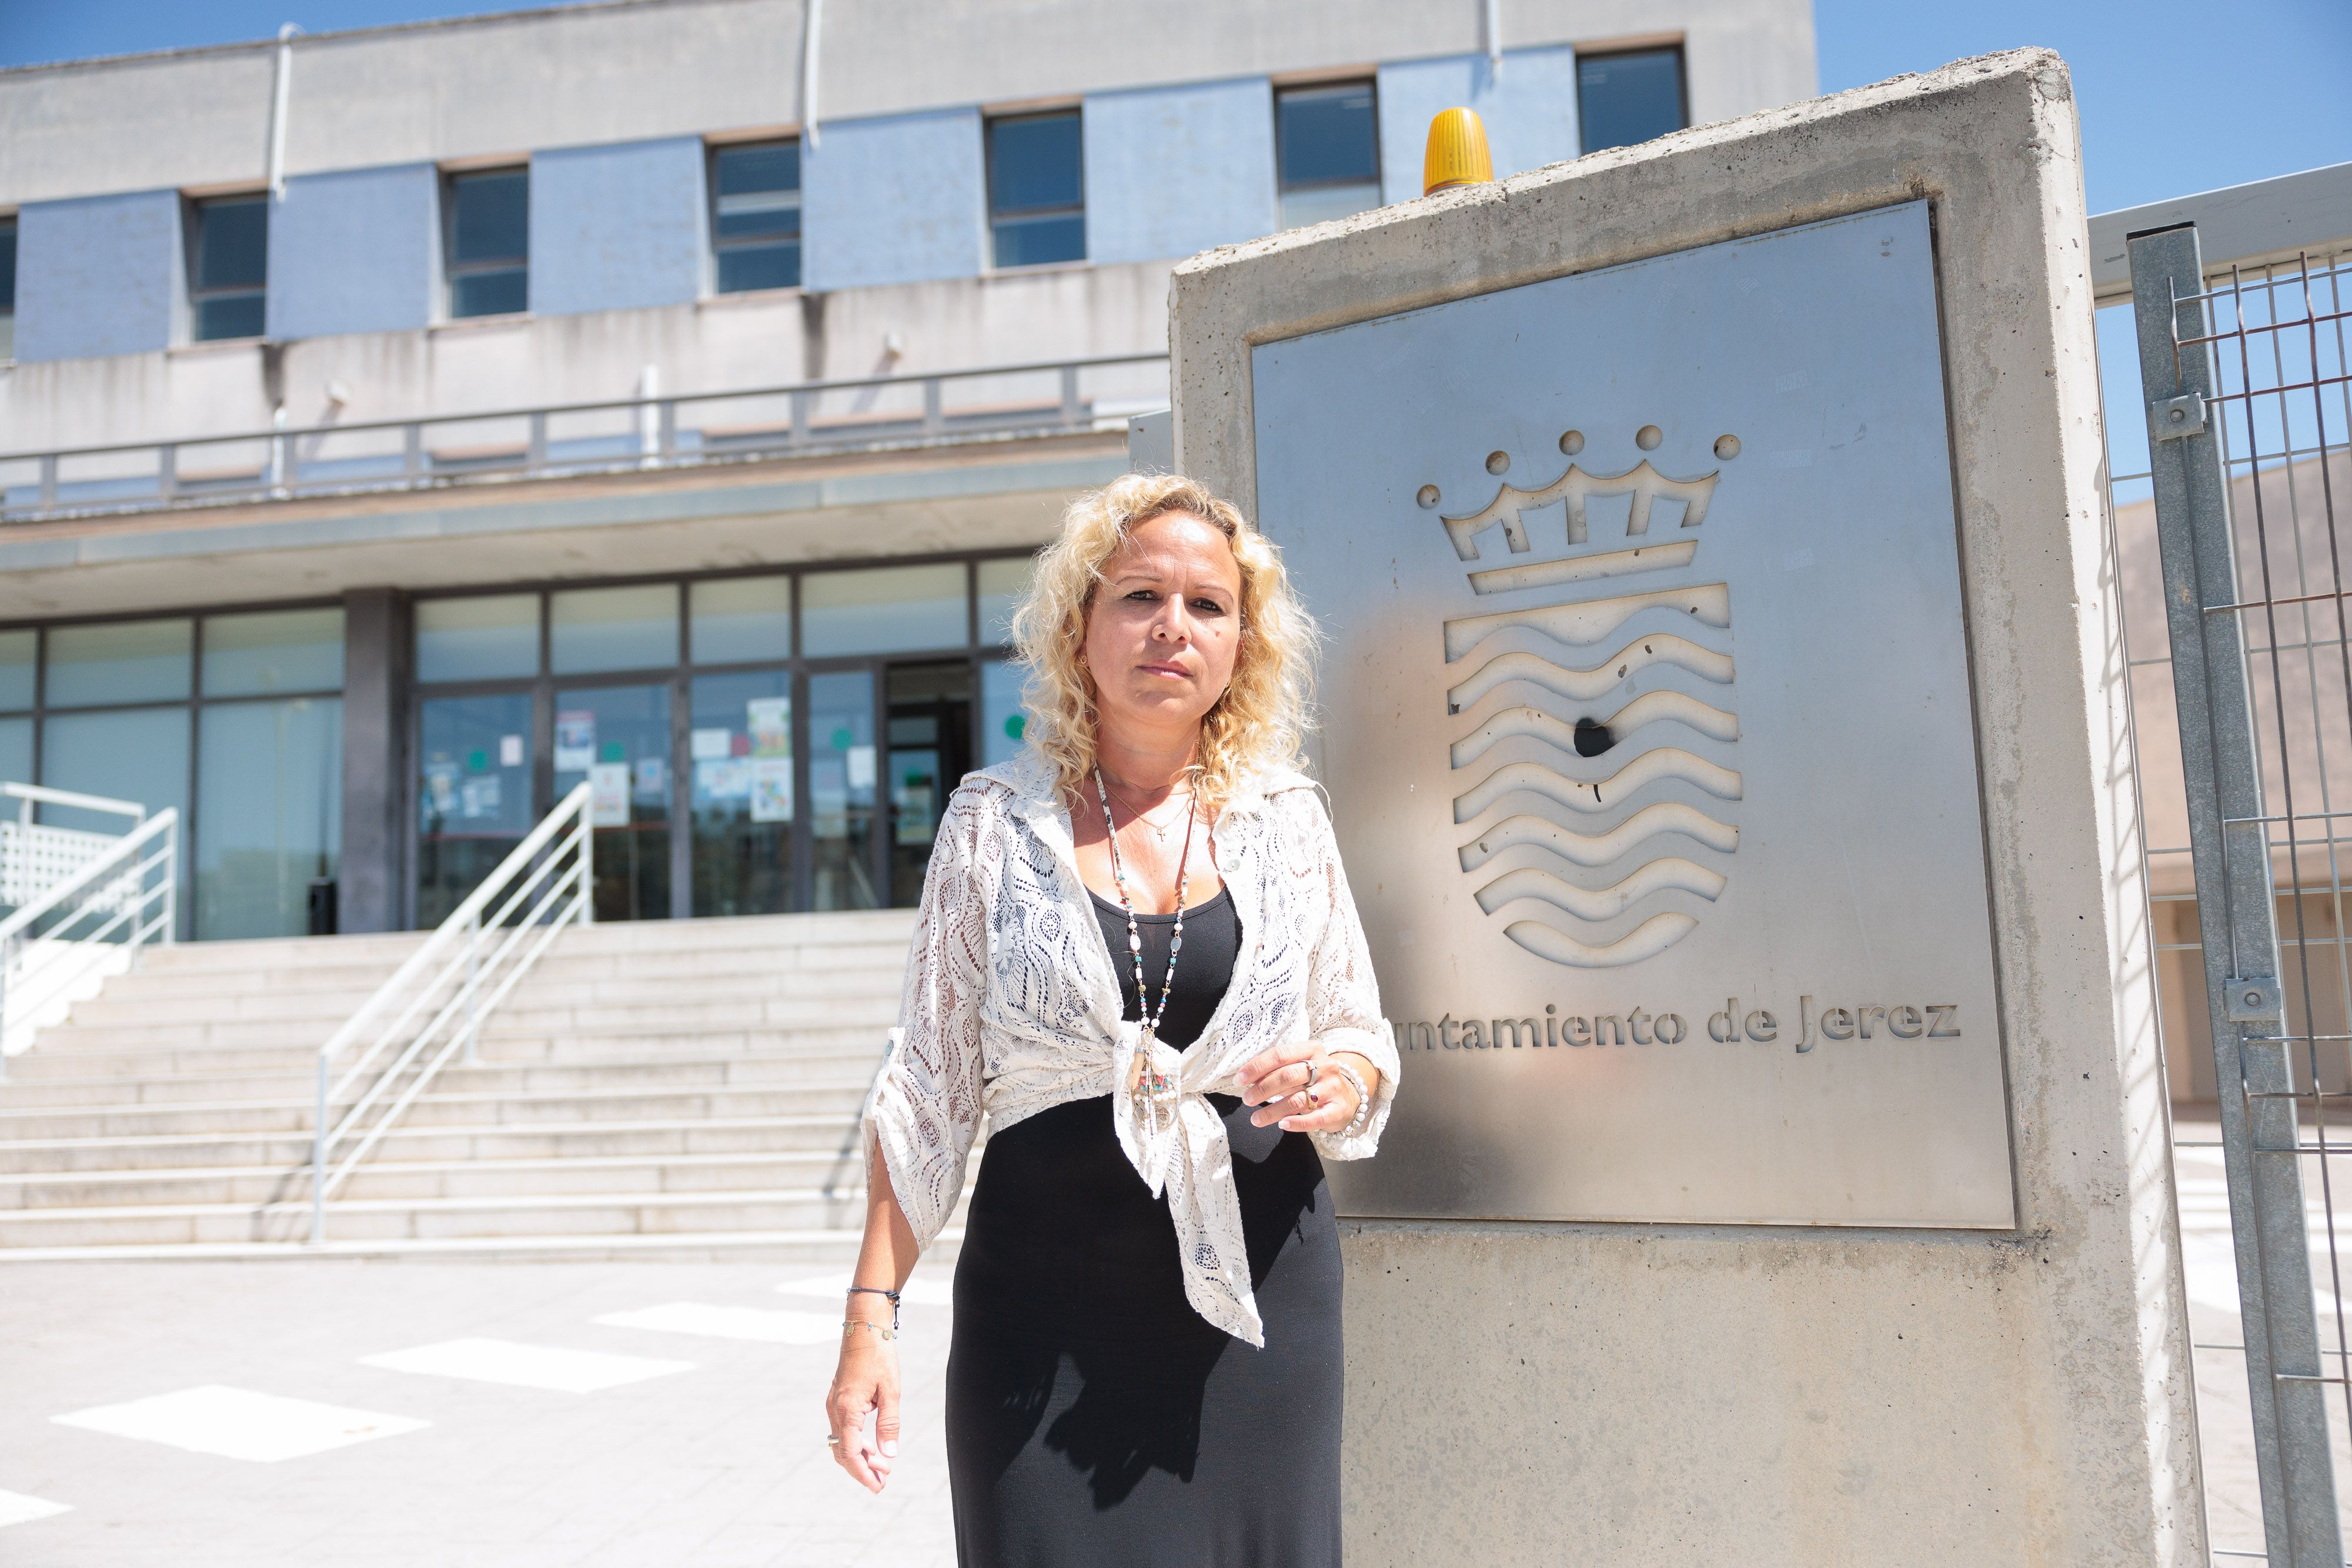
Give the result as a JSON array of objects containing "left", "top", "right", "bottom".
[{"left": 1252, "top": 203, "right": 2016, "bottom": 1226}]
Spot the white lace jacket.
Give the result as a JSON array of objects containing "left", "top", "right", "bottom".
[{"left": 862, "top": 747, "right": 1398, "bottom": 1346}]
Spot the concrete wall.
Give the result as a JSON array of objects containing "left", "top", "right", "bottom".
[
  {"left": 801, "top": 109, "right": 985, "bottom": 292},
  {"left": 1084, "top": 77, "right": 1277, "bottom": 266},
  {"left": 14, "top": 189, "right": 182, "bottom": 362},
  {"left": 0, "top": 0, "right": 1816, "bottom": 206},
  {"left": 1171, "top": 51, "right": 2198, "bottom": 1566},
  {"left": 1375, "top": 46, "right": 1585, "bottom": 204},
  {"left": 530, "top": 137, "right": 707, "bottom": 317},
  {"left": 0, "top": 259, "right": 1174, "bottom": 454},
  {"left": 268, "top": 163, "right": 439, "bottom": 340}
]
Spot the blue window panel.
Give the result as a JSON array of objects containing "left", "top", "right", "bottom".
[
  {"left": 1375, "top": 46, "right": 1585, "bottom": 206},
  {"left": 13, "top": 189, "right": 182, "bottom": 362},
  {"left": 1084, "top": 77, "right": 1277, "bottom": 265},
  {"left": 1576, "top": 48, "right": 1688, "bottom": 154},
  {"left": 268, "top": 163, "right": 439, "bottom": 340},
  {"left": 802, "top": 108, "right": 986, "bottom": 292},
  {"left": 530, "top": 137, "right": 707, "bottom": 316}
]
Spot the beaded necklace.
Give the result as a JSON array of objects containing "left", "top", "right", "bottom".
[{"left": 1093, "top": 764, "right": 1197, "bottom": 1134}]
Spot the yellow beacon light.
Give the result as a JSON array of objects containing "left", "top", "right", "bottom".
[{"left": 1422, "top": 106, "right": 1495, "bottom": 196}]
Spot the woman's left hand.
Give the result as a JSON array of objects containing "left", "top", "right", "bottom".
[{"left": 1237, "top": 1042, "right": 1379, "bottom": 1132}]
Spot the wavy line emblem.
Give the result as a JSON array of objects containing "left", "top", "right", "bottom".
[{"left": 1426, "top": 435, "right": 1740, "bottom": 969}]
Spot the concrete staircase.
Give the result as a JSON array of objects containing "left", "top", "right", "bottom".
[{"left": 0, "top": 911, "right": 934, "bottom": 1262}]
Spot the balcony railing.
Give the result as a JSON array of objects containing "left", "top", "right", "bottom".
[{"left": 0, "top": 352, "right": 1171, "bottom": 523}]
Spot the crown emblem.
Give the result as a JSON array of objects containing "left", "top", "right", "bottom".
[{"left": 1425, "top": 428, "right": 1742, "bottom": 969}]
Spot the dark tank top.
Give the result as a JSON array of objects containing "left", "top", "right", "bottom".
[{"left": 954, "top": 879, "right": 1333, "bottom": 1338}]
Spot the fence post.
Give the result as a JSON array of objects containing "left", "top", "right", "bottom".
[{"left": 2130, "top": 221, "right": 2346, "bottom": 1568}]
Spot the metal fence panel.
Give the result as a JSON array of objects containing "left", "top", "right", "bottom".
[{"left": 2129, "top": 221, "right": 2352, "bottom": 1566}]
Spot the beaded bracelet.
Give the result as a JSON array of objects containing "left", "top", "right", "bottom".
[{"left": 1330, "top": 1061, "right": 1374, "bottom": 1139}]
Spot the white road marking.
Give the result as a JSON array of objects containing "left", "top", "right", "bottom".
[
  {"left": 53, "top": 1385, "right": 429, "bottom": 1463},
  {"left": 0, "top": 1490, "right": 72, "bottom": 1528},
  {"left": 359, "top": 1338, "right": 694, "bottom": 1393},
  {"left": 596, "top": 1302, "right": 843, "bottom": 1344}
]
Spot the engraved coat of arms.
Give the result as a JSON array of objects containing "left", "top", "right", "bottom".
[{"left": 1428, "top": 430, "right": 1739, "bottom": 968}]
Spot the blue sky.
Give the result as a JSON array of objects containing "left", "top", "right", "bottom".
[{"left": 1, "top": 0, "right": 2344, "bottom": 212}]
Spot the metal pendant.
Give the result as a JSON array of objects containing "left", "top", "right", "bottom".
[{"left": 1131, "top": 1030, "right": 1180, "bottom": 1129}]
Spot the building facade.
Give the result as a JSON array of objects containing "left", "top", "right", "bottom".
[{"left": 0, "top": 0, "right": 1817, "bottom": 939}]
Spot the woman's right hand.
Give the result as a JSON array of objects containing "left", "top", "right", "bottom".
[{"left": 826, "top": 1326, "right": 901, "bottom": 1492}]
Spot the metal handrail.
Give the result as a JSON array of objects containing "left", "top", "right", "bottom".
[
  {"left": 0, "top": 805, "right": 179, "bottom": 1073},
  {"left": 0, "top": 782, "right": 146, "bottom": 824},
  {"left": 2, "top": 352, "right": 1171, "bottom": 523},
  {"left": 308, "top": 781, "right": 594, "bottom": 1243}
]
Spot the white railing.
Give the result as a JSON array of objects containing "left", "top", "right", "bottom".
[
  {"left": 0, "top": 782, "right": 148, "bottom": 908},
  {"left": 308, "top": 781, "right": 594, "bottom": 1244},
  {"left": 0, "top": 798, "right": 178, "bottom": 1071},
  {"left": 1, "top": 352, "right": 1171, "bottom": 523}
]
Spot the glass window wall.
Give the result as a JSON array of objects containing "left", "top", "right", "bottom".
[
  {"left": 416, "top": 594, "right": 539, "bottom": 683},
  {"left": 0, "top": 605, "right": 346, "bottom": 941},
  {"left": 690, "top": 669, "right": 793, "bottom": 917},
  {"left": 46, "top": 618, "right": 193, "bottom": 706},
  {"left": 801, "top": 564, "right": 966, "bottom": 657},
  {"left": 203, "top": 608, "right": 345, "bottom": 697},
  {"left": 550, "top": 584, "right": 679, "bottom": 675},
  {"left": 689, "top": 576, "right": 792, "bottom": 665},
  {"left": 554, "top": 683, "right": 671, "bottom": 921},
  {"left": 409, "top": 553, "right": 1032, "bottom": 925},
  {"left": 197, "top": 697, "right": 341, "bottom": 940}
]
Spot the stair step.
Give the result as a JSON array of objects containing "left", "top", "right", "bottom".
[
  {"left": 0, "top": 1113, "right": 873, "bottom": 1172},
  {"left": 0, "top": 1146, "right": 922, "bottom": 1209},
  {"left": 0, "top": 1081, "right": 877, "bottom": 1140},
  {"left": 0, "top": 1181, "right": 977, "bottom": 1246},
  {"left": 0, "top": 1051, "right": 886, "bottom": 1106},
  {"left": 0, "top": 1225, "right": 963, "bottom": 1266},
  {"left": 0, "top": 911, "right": 918, "bottom": 1261}
]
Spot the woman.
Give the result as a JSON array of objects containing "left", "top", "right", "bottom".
[{"left": 824, "top": 472, "right": 1398, "bottom": 1566}]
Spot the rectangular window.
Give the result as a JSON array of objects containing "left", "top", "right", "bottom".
[
  {"left": 710, "top": 141, "right": 801, "bottom": 293},
  {"left": 1, "top": 215, "right": 15, "bottom": 362},
  {"left": 445, "top": 167, "right": 529, "bottom": 319},
  {"left": 1577, "top": 47, "right": 1689, "bottom": 154},
  {"left": 188, "top": 193, "right": 269, "bottom": 342},
  {"left": 1277, "top": 81, "right": 1381, "bottom": 230},
  {"left": 987, "top": 111, "right": 1085, "bottom": 269},
  {"left": 415, "top": 594, "right": 539, "bottom": 683}
]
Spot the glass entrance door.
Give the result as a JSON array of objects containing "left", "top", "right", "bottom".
[
  {"left": 689, "top": 668, "right": 793, "bottom": 917},
  {"left": 416, "top": 692, "right": 534, "bottom": 928},
  {"left": 886, "top": 662, "right": 973, "bottom": 906},
  {"left": 807, "top": 670, "right": 878, "bottom": 911},
  {"left": 552, "top": 682, "right": 672, "bottom": 922}
]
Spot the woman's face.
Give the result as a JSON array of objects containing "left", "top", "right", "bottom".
[{"left": 1082, "top": 511, "right": 1245, "bottom": 748}]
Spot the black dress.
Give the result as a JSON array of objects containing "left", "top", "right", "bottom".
[{"left": 944, "top": 885, "right": 1345, "bottom": 1567}]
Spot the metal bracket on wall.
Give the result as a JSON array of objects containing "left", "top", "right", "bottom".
[
  {"left": 2226, "top": 975, "right": 2285, "bottom": 1021},
  {"left": 2151, "top": 392, "right": 2208, "bottom": 442}
]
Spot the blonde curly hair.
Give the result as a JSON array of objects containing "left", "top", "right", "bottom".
[{"left": 1008, "top": 472, "right": 1316, "bottom": 815}]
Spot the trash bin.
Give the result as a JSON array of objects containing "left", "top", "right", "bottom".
[{"left": 307, "top": 877, "right": 338, "bottom": 937}]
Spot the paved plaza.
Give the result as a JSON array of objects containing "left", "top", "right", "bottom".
[
  {"left": 0, "top": 1132, "right": 2344, "bottom": 1563},
  {"left": 0, "top": 1260, "right": 958, "bottom": 1567}
]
